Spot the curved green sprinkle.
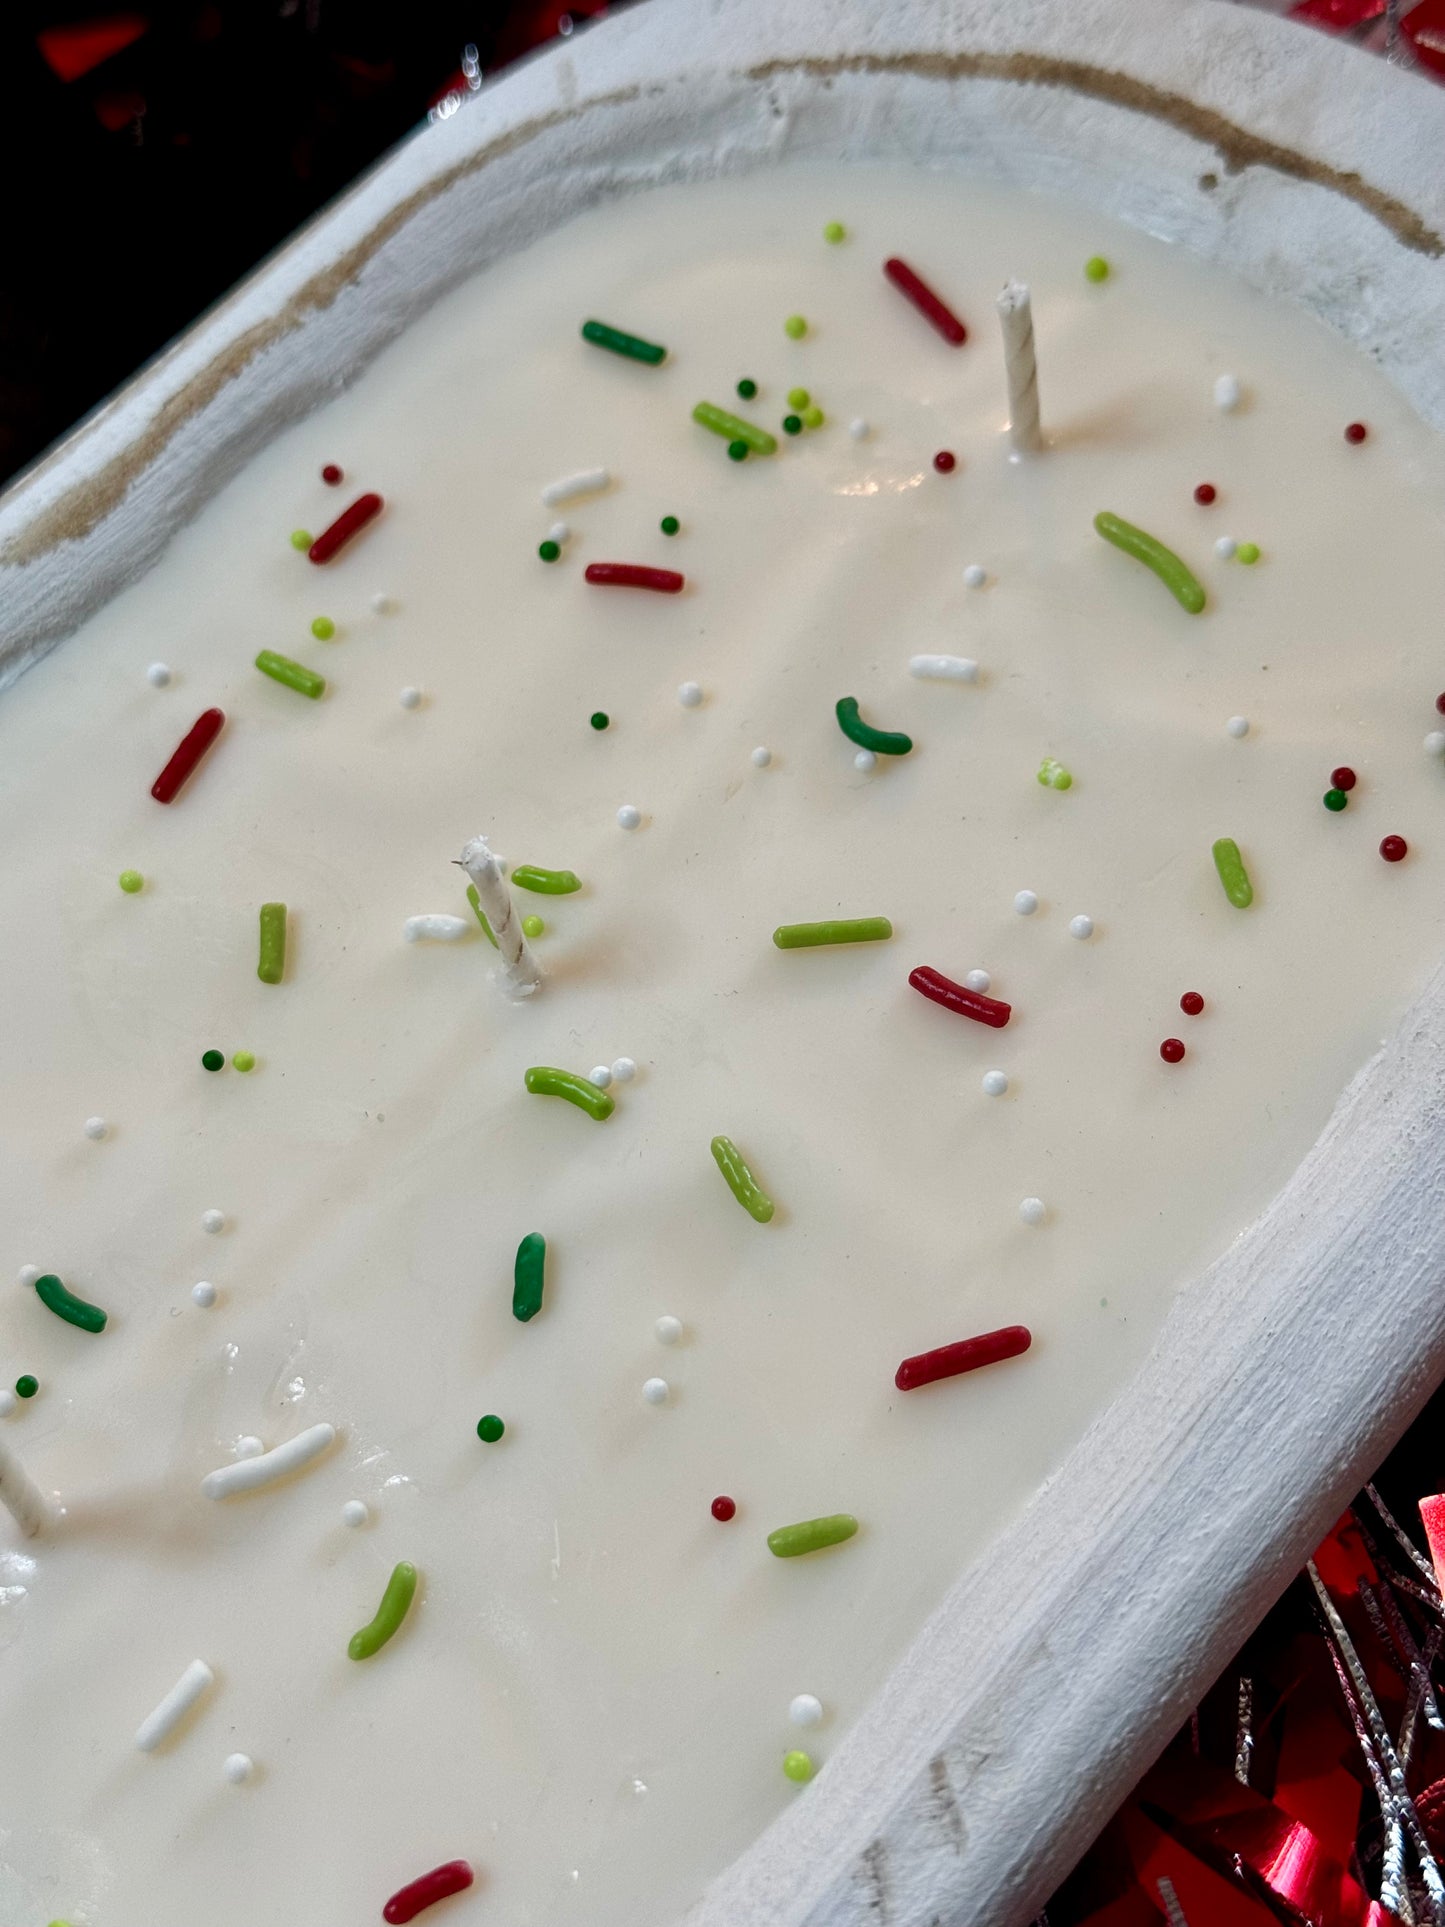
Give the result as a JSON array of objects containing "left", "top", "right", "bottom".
[
  {"left": 767, "top": 1514, "right": 859, "bottom": 1558},
  {"left": 513, "top": 1232, "right": 546, "bottom": 1323},
  {"left": 1093, "top": 512, "right": 1206, "bottom": 614},
  {"left": 257, "top": 902, "right": 287, "bottom": 984},
  {"left": 692, "top": 402, "right": 777, "bottom": 455},
  {"left": 255, "top": 650, "right": 326, "bottom": 699},
  {"left": 524, "top": 1066, "right": 615, "bottom": 1121},
  {"left": 465, "top": 884, "right": 498, "bottom": 948},
  {"left": 711, "top": 1136, "right": 775, "bottom": 1223},
  {"left": 511, "top": 866, "right": 581, "bottom": 896},
  {"left": 835, "top": 697, "right": 913, "bottom": 757},
  {"left": 35, "top": 1274, "right": 107, "bottom": 1335},
  {"left": 773, "top": 918, "right": 892, "bottom": 949},
  {"left": 1212, "top": 837, "right": 1254, "bottom": 908},
  {"left": 581, "top": 319, "right": 666, "bottom": 365},
  {"left": 348, "top": 1561, "right": 417, "bottom": 1660}
]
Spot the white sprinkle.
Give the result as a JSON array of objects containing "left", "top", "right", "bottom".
[
  {"left": 201, "top": 1210, "right": 225, "bottom": 1234},
  {"left": 541, "top": 467, "right": 610, "bottom": 506},
  {"left": 1213, "top": 373, "right": 1242, "bottom": 412},
  {"left": 371, "top": 592, "right": 394, "bottom": 614},
  {"left": 964, "top": 969, "right": 991, "bottom": 993},
  {"left": 17, "top": 1265, "right": 40, "bottom": 1288},
  {"left": 191, "top": 1281, "right": 217, "bottom": 1309},
  {"left": 617, "top": 804, "right": 642, "bottom": 830},
  {"left": 854, "top": 749, "right": 877, "bottom": 772},
  {"left": 642, "top": 1377, "right": 670, "bottom": 1406},
  {"left": 678, "top": 681, "right": 704, "bottom": 708},
  {"left": 235, "top": 1437, "right": 265, "bottom": 1459},
  {"left": 1426, "top": 732, "right": 1445, "bottom": 758},
  {"left": 909, "top": 654, "right": 978, "bottom": 682},
  {"left": 547, "top": 521, "right": 571, "bottom": 544},
  {"left": 0, "top": 1390, "right": 16, "bottom": 1419},
  {"left": 848, "top": 419, "right": 870, "bottom": 441},
  {"left": 224, "top": 1753, "right": 254, "bottom": 1784},
  {"left": 1019, "top": 1196, "right": 1047, "bottom": 1226},
  {"left": 982, "top": 1070, "right": 1009, "bottom": 1097},
  {"left": 962, "top": 564, "right": 988, "bottom": 589},
  {"left": 403, "top": 913, "right": 471, "bottom": 943},
  {"left": 655, "top": 1315, "right": 683, "bottom": 1345},
  {"left": 1014, "top": 890, "right": 1039, "bottom": 916},
  {"left": 135, "top": 1659, "right": 214, "bottom": 1752},
  {"left": 611, "top": 1058, "right": 636, "bottom": 1083},
  {"left": 398, "top": 686, "right": 422, "bottom": 710},
  {"left": 1215, "top": 535, "right": 1238, "bottom": 560},
  {"left": 1226, "top": 715, "right": 1250, "bottom": 739},
  {"left": 341, "top": 1499, "right": 369, "bottom": 1528},
  {"left": 146, "top": 662, "right": 172, "bottom": 688},
  {"left": 587, "top": 1067, "right": 613, "bottom": 1093},
  {"left": 789, "top": 1694, "right": 825, "bottom": 1727},
  {"left": 83, "top": 1117, "right": 108, "bottom": 1141},
  {"left": 751, "top": 746, "right": 773, "bottom": 768},
  {"left": 1069, "top": 914, "right": 1094, "bottom": 940},
  {"left": 200, "top": 1422, "right": 336, "bottom": 1500}
]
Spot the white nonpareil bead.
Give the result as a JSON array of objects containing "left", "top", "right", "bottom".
[
  {"left": 342, "top": 1499, "right": 369, "bottom": 1528},
  {"left": 854, "top": 749, "right": 877, "bottom": 772},
  {"left": 789, "top": 1694, "right": 824, "bottom": 1727},
  {"left": 617, "top": 804, "right": 642, "bottom": 830},
  {"left": 1213, "top": 373, "right": 1242, "bottom": 412},
  {"left": 398, "top": 687, "right": 422, "bottom": 709},
  {"left": 1425, "top": 732, "right": 1445, "bottom": 758},
  {"left": 589, "top": 1066, "right": 613, "bottom": 1089},
  {"left": 642, "top": 1377, "right": 670, "bottom": 1406},
  {"left": 147, "top": 662, "right": 172, "bottom": 687},
  {"left": 1226, "top": 716, "right": 1250, "bottom": 739},
  {"left": 751, "top": 746, "right": 772, "bottom": 767},
  {"left": 611, "top": 1058, "right": 636, "bottom": 1083},
  {"left": 224, "top": 1753, "right": 254, "bottom": 1784},
  {"left": 1019, "top": 1197, "right": 1047, "bottom": 1226},
  {"left": 982, "top": 1071, "right": 1009, "bottom": 1097},
  {"left": 964, "top": 969, "right": 991, "bottom": 993},
  {"left": 1215, "top": 536, "right": 1238, "bottom": 560},
  {"left": 84, "top": 1117, "right": 108, "bottom": 1140},
  {"left": 191, "top": 1281, "right": 217, "bottom": 1309},
  {"left": 678, "top": 682, "right": 703, "bottom": 708},
  {"left": 1069, "top": 915, "right": 1094, "bottom": 940},
  {"left": 1014, "top": 890, "right": 1039, "bottom": 916},
  {"left": 848, "top": 419, "right": 870, "bottom": 440},
  {"left": 962, "top": 564, "right": 987, "bottom": 588},
  {"left": 202, "top": 1210, "right": 225, "bottom": 1234},
  {"left": 654, "top": 1316, "right": 683, "bottom": 1346}
]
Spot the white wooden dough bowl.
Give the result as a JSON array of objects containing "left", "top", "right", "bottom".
[{"left": 3, "top": 2, "right": 1445, "bottom": 1922}]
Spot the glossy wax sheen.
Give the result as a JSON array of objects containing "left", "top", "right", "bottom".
[{"left": 2, "top": 166, "right": 1445, "bottom": 1927}]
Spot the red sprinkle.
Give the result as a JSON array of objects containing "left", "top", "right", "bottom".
[
  {"left": 309, "top": 491, "right": 384, "bottom": 564},
  {"left": 1344, "top": 422, "right": 1368, "bottom": 444},
  {"left": 932, "top": 450, "right": 956, "bottom": 474},
  {"left": 1160, "top": 1038, "right": 1186, "bottom": 1063},
  {"left": 321, "top": 463, "right": 343, "bottom": 485},
  {"left": 151, "top": 707, "right": 225, "bottom": 804},
  {"left": 1381, "top": 835, "right": 1408, "bottom": 863},
  {"left": 1179, "top": 991, "right": 1205, "bottom": 1017},
  {"left": 711, "top": 1495, "right": 736, "bottom": 1522},
  {"left": 895, "top": 1324, "right": 1031, "bottom": 1392},
  {"left": 584, "top": 563, "right": 684, "bottom": 594},
  {"left": 1331, "top": 766, "right": 1357, "bottom": 792},
  {"left": 882, "top": 258, "right": 967, "bottom": 346},
  {"left": 1437, "top": 693, "right": 1445, "bottom": 716},
  {"left": 382, "top": 1860, "right": 475, "bottom": 1924},
  {"left": 1193, "top": 483, "right": 1217, "bottom": 505},
  {"left": 908, "top": 965, "right": 1012, "bottom": 1029}
]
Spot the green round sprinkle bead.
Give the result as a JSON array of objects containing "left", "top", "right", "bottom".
[
  {"left": 590, "top": 711, "right": 609, "bottom": 731},
  {"left": 784, "top": 315, "right": 808, "bottom": 339},
  {"left": 201, "top": 1049, "right": 225, "bottom": 1073},
  {"left": 823, "top": 221, "right": 846, "bottom": 244},
  {"left": 539, "top": 540, "right": 561, "bottom": 562},
  {"left": 787, "top": 388, "right": 810, "bottom": 410},
  {"left": 782, "top": 415, "right": 803, "bottom": 436},
  {"left": 522, "top": 914, "right": 545, "bottom": 939},
  {"left": 1324, "top": 788, "right": 1348, "bottom": 812},
  {"left": 660, "top": 515, "right": 680, "bottom": 536},
  {"left": 801, "top": 405, "right": 824, "bottom": 429},
  {"left": 727, "top": 440, "right": 749, "bottom": 462},
  {"left": 736, "top": 378, "right": 757, "bottom": 400},
  {"left": 310, "top": 616, "right": 336, "bottom": 641},
  {"left": 15, "top": 1375, "right": 38, "bottom": 1399},
  {"left": 233, "top": 1050, "right": 256, "bottom": 1073},
  {"left": 289, "top": 529, "right": 312, "bottom": 551},
  {"left": 783, "top": 1751, "right": 815, "bottom": 1783},
  {"left": 477, "top": 1414, "right": 505, "bottom": 1443},
  {"left": 1084, "top": 256, "right": 1110, "bottom": 282},
  {"left": 118, "top": 869, "right": 143, "bottom": 894},
  {"left": 1237, "top": 542, "right": 1260, "bottom": 565}
]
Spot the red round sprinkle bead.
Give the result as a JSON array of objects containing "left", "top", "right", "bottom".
[
  {"left": 1436, "top": 693, "right": 1445, "bottom": 716},
  {"left": 1179, "top": 992, "right": 1205, "bottom": 1016},
  {"left": 1380, "top": 835, "right": 1408, "bottom": 863},
  {"left": 1344, "top": 422, "right": 1368, "bottom": 444},
  {"left": 932, "top": 450, "right": 956, "bottom": 474},
  {"left": 1160, "top": 1038, "right": 1186, "bottom": 1064},
  {"left": 321, "top": 463, "right": 343, "bottom": 485},
  {"left": 1193, "top": 483, "right": 1216, "bottom": 506},
  {"left": 1331, "top": 766, "right": 1357, "bottom": 792},
  {"left": 711, "top": 1495, "right": 737, "bottom": 1522}
]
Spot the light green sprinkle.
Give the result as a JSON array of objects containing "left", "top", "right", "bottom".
[
  {"left": 784, "top": 315, "right": 808, "bottom": 339},
  {"left": 767, "top": 1514, "right": 859, "bottom": 1558},
  {"left": 510, "top": 865, "right": 581, "bottom": 895},
  {"left": 711, "top": 1135, "right": 775, "bottom": 1223},
  {"left": 773, "top": 918, "right": 892, "bottom": 949},
  {"left": 1212, "top": 837, "right": 1254, "bottom": 909},
  {"left": 1093, "top": 511, "right": 1206, "bottom": 615},
  {"left": 801, "top": 405, "right": 824, "bottom": 430},
  {"left": 232, "top": 1051, "right": 256, "bottom": 1073},
  {"left": 692, "top": 402, "right": 777, "bottom": 455},
  {"left": 257, "top": 902, "right": 287, "bottom": 984},
  {"left": 290, "top": 529, "right": 312, "bottom": 552},
  {"left": 466, "top": 884, "right": 498, "bottom": 948},
  {"left": 348, "top": 1561, "right": 418, "bottom": 1660},
  {"left": 784, "top": 1751, "right": 815, "bottom": 1782},
  {"left": 1038, "top": 757, "right": 1073, "bottom": 791},
  {"left": 118, "top": 869, "right": 144, "bottom": 894},
  {"left": 310, "top": 616, "right": 336, "bottom": 641},
  {"left": 522, "top": 914, "right": 544, "bottom": 939},
  {"left": 823, "top": 221, "right": 846, "bottom": 244},
  {"left": 787, "top": 388, "right": 810, "bottom": 410},
  {"left": 1084, "top": 256, "right": 1110, "bottom": 282},
  {"left": 255, "top": 651, "right": 325, "bottom": 699},
  {"left": 524, "top": 1066, "right": 614, "bottom": 1121},
  {"left": 1237, "top": 542, "right": 1260, "bottom": 565}
]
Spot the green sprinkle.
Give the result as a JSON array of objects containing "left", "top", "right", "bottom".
[
  {"left": 1038, "top": 757, "right": 1073, "bottom": 791},
  {"left": 257, "top": 901, "right": 287, "bottom": 985},
  {"left": 728, "top": 441, "right": 749, "bottom": 462},
  {"left": 660, "top": 515, "right": 680, "bottom": 536},
  {"left": 581, "top": 319, "right": 666, "bottom": 365},
  {"left": 787, "top": 388, "right": 810, "bottom": 410},
  {"left": 15, "top": 1375, "right": 38, "bottom": 1400},
  {"left": 823, "top": 221, "right": 846, "bottom": 244},
  {"left": 522, "top": 914, "right": 545, "bottom": 939},
  {"left": 782, "top": 416, "right": 803, "bottom": 436},
  {"left": 767, "top": 1514, "right": 859, "bottom": 1558},
  {"left": 711, "top": 1135, "right": 775, "bottom": 1223},
  {"left": 1084, "top": 256, "right": 1110, "bottom": 282},
  {"left": 35, "top": 1274, "right": 107, "bottom": 1335},
  {"left": 477, "top": 1414, "right": 505, "bottom": 1443},
  {"left": 513, "top": 1232, "right": 547, "bottom": 1323},
  {"left": 233, "top": 1050, "right": 256, "bottom": 1073},
  {"left": 1212, "top": 837, "right": 1254, "bottom": 908},
  {"left": 784, "top": 1751, "right": 815, "bottom": 1782},
  {"left": 1237, "top": 542, "right": 1260, "bottom": 565},
  {"left": 736, "top": 378, "right": 757, "bottom": 399},
  {"left": 255, "top": 650, "right": 325, "bottom": 699},
  {"left": 773, "top": 917, "right": 892, "bottom": 949},
  {"left": 348, "top": 1561, "right": 418, "bottom": 1660},
  {"left": 465, "top": 885, "right": 498, "bottom": 948},
  {"left": 784, "top": 315, "right": 808, "bottom": 339},
  {"left": 835, "top": 696, "right": 913, "bottom": 757},
  {"left": 201, "top": 1049, "right": 225, "bottom": 1072},
  {"left": 510, "top": 865, "right": 581, "bottom": 896},
  {"left": 590, "top": 711, "right": 610, "bottom": 731},
  {"left": 310, "top": 616, "right": 336, "bottom": 641},
  {"left": 290, "top": 529, "right": 312, "bottom": 551},
  {"left": 1093, "top": 511, "right": 1206, "bottom": 615},
  {"left": 1324, "top": 788, "right": 1348, "bottom": 812},
  {"left": 524, "top": 1065, "right": 615, "bottom": 1121},
  {"left": 692, "top": 402, "right": 777, "bottom": 455},
  {"left": 802, "top": 405, "right": 824, "bottom": 430},
  {"left": 118, "top": 869, "right": 143, "bottom": 894},
  {"left": 539, "top": 539, "right": 561, "bottom": 562}
]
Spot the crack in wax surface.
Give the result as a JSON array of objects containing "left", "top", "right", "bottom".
[{"left": 1, "top": 164, "right": 1444, "bottom": 1927}]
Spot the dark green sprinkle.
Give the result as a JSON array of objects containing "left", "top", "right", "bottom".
[
  {"left": 581, "top": 319, "right": 666, "bottom": 365},
  {"left": 727, "top": 441, "right": 749, "bottom": 462},
  {"left": 201, "top": 1049, "right": 225, "bottom": 1072},
  {"left": 590, "top": 712, "right": 609, "bottom": 731},
  {"left": 736, "top": 378, "right": 757, "bottom": 399},
  {"left": 660, "top": 516, "right": 680, "bottom": 536},
  {"left": 477, "top": 1414, "right": 505, "bottom": 1443},
  {"left": 15, "top": 1375, "right": 38, "bottom": 1399},
  {"left": 1324, "top": 788, "right": 1348, "bottom": 812},
  {"left": 35, "top": 1274, "right": 107, "bottom": 1335},
  {"left": 539, "top": 540, "right": 561, "bottom": 563},
  {"left": 782, "top": 415, "right": 803, "bottom": 436},
  {"left": 513, "top": 1232, "right": 547, "bottom": 1322}
]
